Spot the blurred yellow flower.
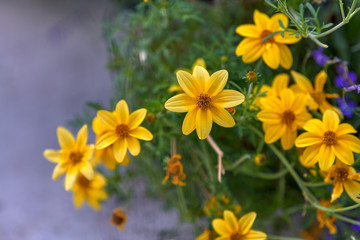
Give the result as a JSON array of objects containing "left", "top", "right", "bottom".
[
  {"left": 43, "top": 125, "right": 94, "bottom": 190},
  {"left": 295, "top": 110, "right": 360, "bottom": 171},
  {"left": 257, "top": 89, "right": 311, "bottom": 150},
  {"left": 71, "top": 172, "right": 108, "bottom": 211},
  {"left": 195, "top": 229, "right": 215, "bottom": 240},
  {"left": 212, "top": 210, "right": 266, "bottom": 240},
  {"left": 324, "top": 160, "right": 360, "bottom": 203},
  {"left": 109, "top": 208, "right": 127, "bottom": 230},
  {"left": 162, "top": 154, "right": 186, "bottom": 186},
  {"left": 316, "top": 200, "right": 337, "bottom": 234},
  {"left": 95, "top": 100, "right": 153, "bottom": 163},
  {"left": 165, "top": 66, "right": 245, "bottom": 139},
  {"left": 254, "top": 153, "right": 266, "bottom": 166},
  {"left": 291, "top": 70, "right": 341, "bottom": 116},
  {"left": 236, "top": 10, "right": 301, "bottom": 69}
]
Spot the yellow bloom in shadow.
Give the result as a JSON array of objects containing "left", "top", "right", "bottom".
[
  {"left": 165, "top": 66, "right": 245, "bottom": 139},
  {"left": 43, "top": 125, "right": 94, "bottom": 190},
  {"left": 295, "top": 110, "right": 360, "bottom": 171},
  {"left": 71, "top": 172, "right": 108, "bottom": 211},
  {"left": 236, "top": 10, "right": 301, "bottom": 69},
  {"left": 324, "top": 160, "right": 360, "bottom": 203},
  {"left": 316, "top": 200, "right": 337, "bottom": 234},
  {"left": 257, "top": 89, "right": 311, "bottom": 150},
  {"left": 162, "top": 154, "right": 186, "bottom": 186},
  {"left": 95, "top": 100, "right": 153, "bottom": 163},
  {"left": 291, "top": 70, "right": 341, "bottom": 116},
  {"left": 109, "top": 208, "right": 127, "bottom": 230},
  {"left": 196, "top": 229, "right": 216, "bottom": 240},
  {"left": 92, "top": 117, "right": 129, "bottom": 170},
  {"left": 212, "top": 210, "right": 266, "bottom": 240}
]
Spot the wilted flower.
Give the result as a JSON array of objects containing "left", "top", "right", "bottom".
[
  {"left": 162, "top": 154, "right": 186, "bottom": 186},
  {"left": 109, "top": 208, "right": 127, "bottom": 230}
]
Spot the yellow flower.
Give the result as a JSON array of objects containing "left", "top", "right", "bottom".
[
  {"left": 235, "top": 10, "right": 301, "bottom": 69},
  {"left": 165, "top": 66, "right": 245, "bottom": 139},
  {"left": 295, "top": 110, "right": 360, "bottom": 171},
  {"left": 92, "top": 117, "right": 129, "bottom": 170},
  {"left": 324, "top": 160, "right": 360, "bottom": 203},
  {"left": 212, "top": 210, "right": 266, "bottom": 240},
  {"left": 291, "top": 70, "right": 341, "bottom": 116},
  {"left": 257, "top": 89, "right": 311, "bottom": 150},
  {"left": 43, "top": 125, "right": 94, "bottom": 190},
  {"left": 316, "top": 200, "right": 337, "bottom": 234},
  {"left": 95, "top": 100, "right": 153, "bottom": 163},
  {"left": 71, "top": 172, "right": 108, "bottom": 211},
  {"left": 196, "top": 229, "right": 215, "bottom": 240},
  {"left": 254, "top": 153, "right": 266, "bottom": 166},
  {"left": 162, "top": 154, "right": 186, "bottom": 186},
  {"left": 109, "top": 208, "right": 127, "bottom": 230}
]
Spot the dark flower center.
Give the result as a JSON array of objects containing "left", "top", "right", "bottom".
[
  {"left": 334, "top": 167, "right": 349, "bottom": 182},
  {"left": 115, "top": 124, "right": 129, "bottom": 138},
  {"left": 230, "top": 232, "right": 242, "bottom": 240},
  {"left": 197, "top": 93, "right": 212, "bottom": 109},
  {"left": 311, "top": 92, "right": 325, "bottom": 104},
  {"left": 69, "top": 152, "right": 82, "bottom": 164},
  {"left": 260, "top": 30, "right": 274, "bottom": 44},
  {"left": 282, "top": 110, "right": 295, "bottom": 125},
  {"left": 77, "top": 175, "right": 90, "bottom": 188},
  {"left": 323, "top": 131, "right": 337, "bottom": 146}
]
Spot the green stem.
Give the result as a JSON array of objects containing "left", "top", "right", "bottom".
[
  {"left": 226, "top": 154, "right": 251, "bottom": 170},
  {"left": 333, "top": 213, "right": 360, "bottom": 226},
  {"left": 339, "top": 0, "right": 346, "bottom": 21},
  {"left": 303, "top": 182, "right": 328, "bottom": 187},
  {"left": 267, "top": 235, "right": 304, "bottom": 240},
  {"left": 237, "top": 167, "right": 289, "bottom": 180},
  {"left": 200, "top": 142, "right": 216, "bottom": 183}
]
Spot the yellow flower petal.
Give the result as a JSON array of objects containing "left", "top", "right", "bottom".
[
  {"left": 65, "top": 171, "right": 78, "bottom": 191},
  {"left": 128, "top": 108, "right": 147, "bottom": 130},
  {"left": 235, "top": 24, "right": 261, "bottom": 38},
  {"left": 344, "top": 180, "right": 360, "bottom": 203},
  {"left": 323, "top": 110, "right": 339, "bottom": 131},
  {"left": 127, "top": 136, "right": 140, "bottom": 156},
  {"left": 193, "top": 66, "right": 210, "bottom": 92},
  {"left": 121, "top": 154, "right": 130, "bottom": 166},
  {"left": 211, "top": 105, "right": 235, "bottom": 128},
  {"left": 280, "top": 89, "right": 294, "bottom": 109},
  {"left": 182, "top": 108, "right": 198, "bottom": 135},
  {"left": 290, "top": 71, "right": 314, "bottom": 94},
  {"left": 165, "top": 93, "right": 196, "bottom": 113},
  {"left": 333, "top": 142, "right": 354, "bottom": 165},
  {"left": 212, "top": 219, "right": 232, "bottom": 236},
  {"left": 191, "top": 58, "right": 206, "bottom": 70},
  {"left": 80, "top": 162, "right": 94, "bottom": 180},
  {"left": 280, "top": 127, "right": 296, "bottom": 150},
  {"left": 73, "top": 192, "right": 84, "bottom": 209},
  {"left": 215, "top": 237, "right": 228, "bottom": 240},
  {"left": 212, "top": 90, "right": 245, "bottom": 108},
  {"left": 337, "top": 134, "right": 360, "bottom": 152},
  {"left": 262, "top": 44, "right": 280, "bottom": 69},
  {"left": 331, "top": 182, "right": 344, "bottom": 202},
  {"left": 113, "top": 139, "right": 127, "bottom": 163},
  {"left": 336, "top": 123, "right": 357, "bottom": 136},
  {"left": 318, "top": 145, "right": 335, "bottom": 171},
  {"left": 254, "top": 10, "right": 269, "bottom": 29},
  {"left": 245, "top": 230, "right": 267, "bottom": 240},
  {"left": 278, "top": 44, "right": 292, "bottom": 70},
  {"left": 224, "top": 210, "right": 239, "bottom": 232},
  {"left": 259, "top": 96, "right": 282, "bottom": 112},
  {"left": 207, "top": 70, "right": 228, "bottom": 97},
  {"left": 115, "top": 100, "right": 129, "bottom": 124},
  {"left": 57, "top": 127, "right": 75, "bottom": 150},
  {"left": 242, "top": 40, "right": 265, "bottom": 63},
  {"left": 303, "top": 119, "right": 326, "bottom": 133},
  {"left": 295, "top": 132, "right": 322, "bottom": 147},
  {"left": 177, "top": 70, "right": 200, "bottom": 97},
  {"left": 264, "top": 124, "right": 286, "bottom": 144},
  {"left": 97, "top": 110, "right": 117, "bottom": 130},
  {"left": 238, "top": 212, "right": 256, "bottom": 235},
  {"left": 129, "top": 126, "right": 153, "bottom": 140},
  {"left": 314, "top": 71, "right": 327, "bottom": 92},
  {"left": 272, "top": 73, "right": 289, "bottom": 96},
  {"left": 44, "top": 149, "right": 61, "bottom": 163},
  {"left": 101, "top": 148, "right": 117, "bottom": 170},
  {"left": 268, "top": 13, "right": 288, "bottom": 31},
  {"left": 96, "top": 131, "right": 118, "bottom": 149},
  {"left": 256, "top": 110, "right": 281, "bottom": 125},
  {"left": 274, "top": 30, "right": 301, "bottom": 44},
  {"left": 196, "top": 109, "right": 212, "bottom": 140},
  {"left": 75, "top": 124, "right": 88, "bottom": 150},
  {"left": 52, "top": 163, "right": 67, "bottom": 180},
  {"left": 301, "top": 143, "right": 321, "bottom": 166},
  {"left": 236, "top": 38, "right": 257, "bottom": 56},
  {"left": 92, "top": 117, "right": 106, "bottom": 136}
]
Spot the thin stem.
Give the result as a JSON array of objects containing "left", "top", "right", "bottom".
[
  {"left": 207, "top": 135, "right": 224, "bottom": 182},
  {"left": 267, "top": 235, "right": 304, "bottom": 240},
  {"left": 339, "top": 0, "right": 346, "bottom": 21},
  {"left": 236, "top": 167, "right": 289, "bottom": 180},
  {"left": 333, "top": 213, "right": 360, "bottom": 226},
  {"left": 226, "top": 154, "right": 251, "bottom": 170},
  {"left": 200, "top": 142, "right": 216, "bottom": 183},
  {"left": 303, "top": 182, "right": 328, "bottom": 187}
]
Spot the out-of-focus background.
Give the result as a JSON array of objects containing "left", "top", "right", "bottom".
[{"left": 0, "top": 0, "right": 192, "bottom": 239}]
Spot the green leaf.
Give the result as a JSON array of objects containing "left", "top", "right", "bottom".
[{"left": 306, "top": 3, "right": 317, "bottom": 17}]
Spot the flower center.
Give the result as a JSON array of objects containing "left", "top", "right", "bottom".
[
  {"left": 69, "top": 152, "right": 82, "bottom": 164},
  {"left": 246, "top": 71, "right": 257, "bottom": 82},
  {"left": 112, "top": 213, "right": 125, "bottom": 225},
  {"left": 323, "top": 131, "right": 337, "bottom": 146},
  {"left": 260, "top": 30, "right": 274, "bottom": 44},
  {"left": 115, "top": 124, "right": 129, "bottom": 138},
  {"left": 197, "top": 93, "right": 212, "bottom": 109},
  {"left": 281, "top": 110, "right": 295, "bottom": 125},
  {"left": 311, "top": 92, "right": 325, "bottom": 104},
  {"left": 77, "top": 175, "right": 90, "bottom": 188},
  {"left": 230, "top": 232, "right": 242, "bottom": 240},
  {"left": 334, "top": 167, "right": 349, "bottom": 182}
]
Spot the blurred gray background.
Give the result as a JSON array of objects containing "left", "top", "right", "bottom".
[{"left": 0, "top": 0, "right": 192, "bottom": 239}]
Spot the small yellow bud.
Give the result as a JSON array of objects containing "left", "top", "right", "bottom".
[
  {"left": 254, "top": 153, "right": 266, "bottom": 166},
  {"left": 220, "top": 56, "right": 228, "bottom": 63},
  {"left": 246, "top": 71, "right": 258, "bottom": 83},
  {"left": 146, "top": 113, "right": 156, "bottom": 123}
]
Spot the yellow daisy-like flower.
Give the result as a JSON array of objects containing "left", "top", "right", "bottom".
[
  {"left": 295, "top": 110, "right": 360, "bottom": 171},
  {"left": 212, "top": 210, "right": 266, "bottom": 240},
  {"left": 165, "top": 66, "right": 245, "bottom": 140},
  {"left": 71, "top": 172, "right": 108, "bottom": 211},
  {"left": 92, "top": 117, "right": 129, "bottom": 170},
  {"left": 196, "top": 229, "right": 215, "bottom": 240},
  {"left": 236, "top": 10, "right": 301, "bottom": 69},
  {"left": 324, "top": 160, "right": 360, "bottom": 203},
  {"left": 257, "top": 89, "right": 311, "bottom": 150},
  {"left": 43, "top": 125, "right": 94, "bottom": 190},
  {"left": 291, "top": 70, "right": 341, "bottom": 116},
  {"left": 95, "top": 100, "right": 153, "bottom": 163},
  {"left": 316, "top": 199, "right": 337, "bottom": 234}
]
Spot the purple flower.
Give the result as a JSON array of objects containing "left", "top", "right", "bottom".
[
  {"left": 345, "top": 84, "right": 360, "bottom": 94},
  {"left": 312, "top": 47, "right": 330, "bottom": 66},
  {"left": 337, "top": 96, "right": 357, "bottom": 118},
  {"left": 335, "top": 71, "right": 357, "bottom": 88},
  {"left": 352, "top": 217, "right": 360, "bottom": 232}
]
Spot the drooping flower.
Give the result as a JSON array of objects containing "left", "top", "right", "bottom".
[
  {"left": 109, "top": 208, "right": 127, "bottom": 230},
  {"left": 95, "top": 100, "right": 153, "bottom": 163},
  {"left": 324, "top": 160, "right": 360, "bottom": 203},
  {"left": 295, "top": 110, "right": 360, "bottom": 171},
  {"left": 162, "top": 154, "right": 186, "bottom": 186},
  {"left": 312, "top": 47, "right": 330, "bottom": 66},
  {"left": 336, "top": 96, "right": 356, "bottom": 118},
  {"left": 291, "top": 70, "right": 341, "bottom": 116},
  {"left": 71, "top": 172, "right": 108, "bottom": 211},
  {"left": 235, "top": 10, "right": 301, "bottom": 69},
  {"left": 212, "top": 210, "right": 266, "bottom": 240},
  {"left": 43, "top": 125, "right": 94, "bottom": 190},
  {"left": 257, "top": 89, "right": 311, "bottom": 150},
  {"left": 254, "top": 153, "right": 266, "bottom": 166},
  {"left": 316, "top": 200, "right": 337, "bottom": 234},
  {"left": 165, "top": 66, "right": 245, "bottom": 140}
]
